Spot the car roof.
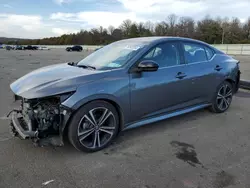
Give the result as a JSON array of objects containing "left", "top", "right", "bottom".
[
  {"left": 117, "top": 36, "right": 210, "bottom": 46},
  {"left": 116, "top": 36, "right": 221, "bottom": 53}
]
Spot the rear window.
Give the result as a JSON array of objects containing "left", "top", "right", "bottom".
[
  {"left": 205, "top": 47, "right": 215, "bottom": 60},
  {"left": 183, "top": 42, "right": 207, "bottom": 63}
]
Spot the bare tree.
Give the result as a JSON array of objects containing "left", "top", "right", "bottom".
[
  {"left": 144, "top": 21, "right": 155, "bottom": 33},
  {"left": 176, "top": 17, "right": 195, "bottom": 37},
  {"left": 98, "top": 26, "right": 104, "bottom": 34},
  {"left": 108, "top": 25, "right": 115, "bottom": 35},
  {"left": 119, "top": 19, "right": 132, "bottom": 36},
  {"left": 112, "top": 29, "right": 123, "bottom": 40},
  {"left": 137, "top": 22, "right": 145, "bottom": 34},
  {"left": 155, "top": 21, "right": 169, "bottom": 36},
  {"left": 167, "top": 14, "right": 178, "bottom": 36},
  {"left": 243, "top": 18, "right": 250, "bottom": 40},
  {"left": 217, "top": 17, "right": 230, "bottom": 44}
]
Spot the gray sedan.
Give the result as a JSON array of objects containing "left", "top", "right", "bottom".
[{"left": 9, "top": 37, "right": 240, "bottom": 152}]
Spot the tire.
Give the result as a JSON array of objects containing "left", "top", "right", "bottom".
[
  {"left": 234, "top": 71, "right": 240, "bottom": 93},
  {"left": 68, "top": 100, "right": 119, "bottom": 152},
  {"left": 209, "top": 81, "right": 233, "bottom": 113}
]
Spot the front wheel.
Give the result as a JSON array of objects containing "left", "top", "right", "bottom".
[
  {"left": 209, "top": 81, "right": 233, "bottom": 113},
  {"left": 68, "top": 100, "right": 119, "bottom": 152}
]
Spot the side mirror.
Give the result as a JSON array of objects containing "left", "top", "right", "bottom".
[{"left": 137, "top": 60, "right": 159, "bottom": 72}]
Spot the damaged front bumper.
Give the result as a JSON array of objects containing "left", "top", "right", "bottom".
[
  {"left": 10, "top": 111, "right": 38, "bottom": 139},
  {"left": 8, "top": 95, "right": 73, "bottom": 147}
]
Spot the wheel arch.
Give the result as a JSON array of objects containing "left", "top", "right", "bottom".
[
  {"left": 225, "top": 78, "right": 235, "bottom": 85},
  {"left": 225, "top": 76, "right": 239, "bottom": 93},
  {"left": 61, "top": 97, "right": 125, "bottom": 141}
]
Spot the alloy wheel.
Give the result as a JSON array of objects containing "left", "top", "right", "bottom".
[
  {"left": 216, "top": 84, "right": 233, "bottom": 111},
  {"left": 77, "top": 107, "right": 116, "bottom": 149}
]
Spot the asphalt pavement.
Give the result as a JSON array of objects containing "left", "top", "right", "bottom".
[{"left": 0, "top": 49, "right": 250, "bottom": 188}]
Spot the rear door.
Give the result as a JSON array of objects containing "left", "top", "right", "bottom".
[{"left": 180, "top": 41, "right": 219, "bottom": 103}]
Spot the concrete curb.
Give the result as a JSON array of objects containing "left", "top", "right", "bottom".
[{"left": 239, "top": 79, "right": 250, "bottom": 90}]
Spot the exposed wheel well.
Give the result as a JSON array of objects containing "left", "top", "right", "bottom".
[
  {"left": 225, "top": 77, "right": 239, "bottom": 93},
  {"left": 225, "top": 78, "right": 234, "bottom": 86}
]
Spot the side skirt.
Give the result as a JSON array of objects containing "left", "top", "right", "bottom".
[{"left": 123, "top": 103, "right": 211, "bottom": 131}]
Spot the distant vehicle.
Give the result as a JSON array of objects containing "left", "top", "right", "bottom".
[
  {"left": 14, "top": 45, "right": 24, "bottom": 50},
  {"left": 9, "top": 37, "right": 240, "bottom": 152},
  {"left": 66, "top": 45, "right": 83, "bottom": 52},
  {"left": 32, "top": 46, "right": 38, "bottom": 50},
  {"left": 24, "top": 45, "right": 38, "bottom": 50},
  {"left": 5, "top": 45, "right": 14, "bottom": 50},
  {"left": 38, "top": 46, "right": 50, "bottom": 50},
  {"left": 0, "top": 44, "right": 6, "bottom": 49}
]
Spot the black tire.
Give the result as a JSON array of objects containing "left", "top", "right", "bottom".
[
  {"left": 234, "top": 72, "right": 240, "bottom": 93},
  {"left": 209, "top": 81, "right": 233, "bottom": 113},
  {"left": 68, "top": 100, "right": 119, "bottom": 152}
]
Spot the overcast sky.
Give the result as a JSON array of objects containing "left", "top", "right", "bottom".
[{"left": 0, "top": 0, "right": 250, "bottom": 38}]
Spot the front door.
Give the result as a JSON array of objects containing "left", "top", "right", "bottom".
[{"left": 129, "top": 41, "right": 195, "bottom": 122}]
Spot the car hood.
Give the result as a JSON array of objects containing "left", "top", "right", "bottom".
[{"left": 10, "top": 63, "right": 106, "bottom": 99}]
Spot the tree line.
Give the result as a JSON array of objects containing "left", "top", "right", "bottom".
[{"left": 4, "top": 14, "right": 250, "bottom": 45}]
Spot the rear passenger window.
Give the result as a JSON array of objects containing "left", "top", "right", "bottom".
[
  {"left": 183, "top": 43, "right": 207, "bottom": 64},
  {"left": 205, "top": 47, "right": 215, "bottom": 60}
]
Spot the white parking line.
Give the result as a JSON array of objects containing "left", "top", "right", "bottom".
[
  {"left": 0, "top": 116, "right": 10, "bottom": 120},
  {"left": 0, "top": 137, "right": 12, "bottom": 142},
  {"left": 42, "top": 180, "right": 55, "bottom": 186}
]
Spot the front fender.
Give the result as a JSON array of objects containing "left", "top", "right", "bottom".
[
  {"left": 69, "top": 93, "right": 123, "bottom": 111},
  {"left": 61, "top": 72, "right": 130, "bottom": 124}
]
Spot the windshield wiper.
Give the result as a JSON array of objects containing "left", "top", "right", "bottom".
[
  {"left": 77, "top": 64, "right": 96, "bottom": 70},
  {"left": 67, "top": 62, "right": 96, "bottom": 70},
  {"left": 67, "top": 62, "right": 76, "bottom": 66}
]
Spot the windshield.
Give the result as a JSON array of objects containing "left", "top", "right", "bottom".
[{"left": 77, "top": 40, "right": 149, "bottom": 70}]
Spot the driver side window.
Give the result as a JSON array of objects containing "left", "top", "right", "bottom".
[{"left": 142, "top": 42, "right": 180, "bottom": 68}]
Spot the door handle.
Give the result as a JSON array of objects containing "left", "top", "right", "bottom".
[
  {"left": 176, "top": 72, "right": 187, "bottom": 79},
  {"left": 215, "top": 65, "right": 222, "bottom": 71}
]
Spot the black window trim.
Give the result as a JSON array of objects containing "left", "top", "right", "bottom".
[
  {"left": 204, "top": 46, "right": 216, "bottom": 61},
  {"left": 180, "top": 40, "right": 215, "bottom": 64},
  {"left": 129, "top": 40, "right": 185, "bottom": 73}
]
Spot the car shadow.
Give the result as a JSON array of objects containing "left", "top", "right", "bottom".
[
  {"left": 45, "top": 93, "right": 245, "bottom": 156},
  {"left": 55, "top": 108, "right": 211, "bottom": 156},
  {"left": 102, "top": 108, "right": 212, "bottom": 155}
]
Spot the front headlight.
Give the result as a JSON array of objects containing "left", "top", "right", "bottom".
[{"left": 59, "top": 91, "right": 75, "bottom": 103}]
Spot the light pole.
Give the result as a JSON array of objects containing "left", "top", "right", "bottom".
[{"left": 222, "top": 27, "right": 224, "bottom": 44}]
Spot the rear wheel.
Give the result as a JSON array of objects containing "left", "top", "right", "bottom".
[
  {"left": 68, "top": 100, "right": 119, "bottom": 152},
  {"left": 209, "top": 81, "right": 233, "bottom": 113}
]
